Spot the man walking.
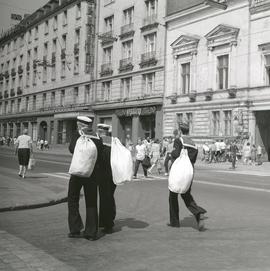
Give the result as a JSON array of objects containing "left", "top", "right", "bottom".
[
  {"left": 168, "top": 123, "right": 207, "bottom": 231},
  {"left": 67, "top": 116, "right": 103, "bottom": 241}
]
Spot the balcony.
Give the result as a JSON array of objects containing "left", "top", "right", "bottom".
[
  {"left": 11, "top": 68, "right": 16, "bottom": 77},
  {"left": 119, "top": 23, "right": 135, "bottom": 39},
  {"left": 139, "top": 52, "right": 158, "bottom": 68},
  {"left": 18, "top": 65, "right": 23, "bottom": 74},
  {"left": 119, "top": 58, "right": 134, "bottom": 73},
  {"left": 99, "top": 31, "right": 117, "bottom": 46},
  {"left": 4, "top": 90, "right": 9, "bottom": 98},
  {"left": 10, "top": 88, "right": 15, "bottom": 97},
  {"left": 4, "top": 71, "right": 9, "bottom": 79},
  {"left": 141, "top": 14, "right": 159, "bottom": 32},
  {"left": 100, "top": 63, "right": 113, "bottom": 77},
  {"left": 250, "top": 0, "right": 270, "bottom": 13},
  {"left": 17, "top": 87, "right": 23, "bottom": 95},
  {"left": 26, "top": 62, "right": 30, "bottom": 71},
  {"left": 61, "top": 49, "right": 66, "bottom": 59},
  {"left": 74, "top": 43, "right": 79, "bottom": 55}
]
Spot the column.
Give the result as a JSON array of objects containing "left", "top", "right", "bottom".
[
  {"left": 172, "top": 56, "right": 178, "bottom": 95},
  {"left": 229, "top": 43, "right": 237, "bottom": 88},
  {"left": 249, "top": 111, "right": 256, "bottom": 145},
  {"left": 6, "top": 123, "right": 10, "bottom": 137},
  {"left": 155, "top": 108, "right": 163, "bottom": 140},
  {"left": 62, "top": 120, "right": 67, "bottom": 144},
  {"left": 53, "top": 120, "right": 58, "bottom": 145},
  {"left": 28, "top": 121, "right": 33, "bottom": 139},
  {"left": 132, "top": 116, "right": 140, "bottom": 145},
  {"left": 207, "top": 48, "right": 214, "bottom": 89},
  {"left": 111, "top": 114, "right": 120, "bottom": 138}
]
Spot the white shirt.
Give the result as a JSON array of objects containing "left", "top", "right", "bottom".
[
  {"left": 136, "top": 144, "right": 146, "bottom": 161},
  {"left": 15, "top": 135, "right": 32, "bottom": 149}
]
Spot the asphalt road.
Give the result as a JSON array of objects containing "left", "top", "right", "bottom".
[{"left": 0, "top": 147, "right": 270, "bottom": 271}]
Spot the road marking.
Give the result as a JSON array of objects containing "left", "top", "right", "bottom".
[
  {"left": 195, "top": 180, "right": 270, "bottom": 193},
  {"left": 215, "top": 170, "right": 270, "bottom": 177}
]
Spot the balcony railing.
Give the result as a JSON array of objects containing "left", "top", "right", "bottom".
[
  {"left": 143, "top": 14, "right": 158, "bottom": 26},
  {"left": 100, "top": 63, "right": 113, "bottom": 76},
  {"left": 119, "top": 57, "right": 133, "bottom": 72},
  {"left": 99, "top": 31, "right": 117, "bottom": 45},
  {"left": 17, "top": 87, "right": 22, "bottom": 95},
  {"left": 140, "top": 51, "right": 157, "bottom": 68},
  {"left": 120, "top": 23, "right": 134, "bottom": 35}
]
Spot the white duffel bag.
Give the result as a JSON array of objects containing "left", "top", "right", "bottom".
[
  {"left": 111, "top": 137, "right": 133, "bottom": 185},
  {"left": 69, "top": 134, "right": 97, "bottom": 178},
  {"left": 168, "top": 148, "right": 194, "bottom": 194}
]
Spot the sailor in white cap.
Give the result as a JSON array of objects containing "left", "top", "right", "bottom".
[
  {"left": 96, "top": 123, "right": 116, "bottom": 233},
  {"left": 67, "top": 116, "right": 104, "bottom": 240}
]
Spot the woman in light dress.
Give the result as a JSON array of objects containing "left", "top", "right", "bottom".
[{"left": 148, "top": 139, "right": 162, "bottom": 175}]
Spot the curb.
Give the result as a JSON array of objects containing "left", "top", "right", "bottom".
[{"left": 0, "top": 196, "right": 68, "bottom": 213}]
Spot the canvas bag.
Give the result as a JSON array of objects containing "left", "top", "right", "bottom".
[
  {"left": 28, "top": 156, "right": 36, "bottom": 170},
  {"left": 110, "top": 137, "right": 133, "bottom": 185},
  {"left": 168, "top": 138, "right": 194, "bottom": 194},
  {"left": 69, "top": 132, "right": 97, "bottom": 178}
]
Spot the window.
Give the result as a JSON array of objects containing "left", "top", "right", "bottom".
[
  {"left": 33, "top": 70, "right": 37, "bottom": 85},
  {"left": 102, "top": 81, "right": 111, "bottom": 101},
  {"left": 224, "top": 110, "right": 232, "bottom": 136},
  {"left": 33, "top": 95, "right": 36, "bottom": 110},
  {"left": 104, "top": 16, "right": 114, "bottom": 32},
  {"left": 62, "top": 34, "right": 67, "bottom": 49},
  {"left": 265, "top": 54, "right": 270, "bottom": 85},
  {"left": 217, "top": 54, "right": 229, "bottom": 90},
  {"left": 42, "top": 93, "right": 46, "bottom": 108},
  {"left": 121, "top": 77, "right": 132, "bottom": 99},
  {"left": 63, "top": 10, "right": 68, "bottom": 26},
  {"left": 19, "top": 55, "right": 23, "bottom": 65},
  {"left": 17, "top": 98, "right": 21, "bottom": 112},
  {"left": 186, "top": 112, "right": 193, "bottom": 134},
  {"left": 103, "top": 47, "right": 112, "bottom": 63},
  {"left": 26, "top": 97, "right": 30, "bottom": 111},
  {"left": 60, "top": 89, "right": 65, "bottom": 106},
  {"left": 74, "top": 56, "right": 79, "bottom": 74},
  {"left": 28, "top": 30, "right": 32, "bottom": 43},
  {"left": 5, "top": 101, "right": 8, "bottom": 114},
  {"left": 181, "top": 63, "right": 190, "bottom": 94},
  {"left": 212, "top": 111, "right": 220, "bottom": 136},
  {"left": 12, "top": 58, "right": 17, "bottom": 68},
  {"left": 0, "top": 103, "right": 2, "bottom": 114},
  {"left": 123, "top": 7, "right": 134, "bottom": 25},
  {"left": 144, "top": 33, "right": 156, "bottom": 53},
  {"left": 75, "top": 29, "right": 80, "bottom": 44},
  {"left": 53, "top": 16, "right": 58, "bottom": 30},
  {"left": 26, "top": 72, "right": 30, "bottom": 87},
  {"left": 52, "top": 39, "right": 57, "bottom": 53},
  {"left": 27, "top": 50, "right": 31, "bottom": 62},
  {"left": 44, "top": 20, "right": 49, "bottom": 35},
  {"left": 51, "top": 92, "right": 55, "bottom": 107},
  {"left": 84, "top": 85, "right": 91, "bottom": 103},
  {"left": 73, "top": 87, "right": 79, "bottom": 104},
  {"left": 61, "top": 60, "right": 66, "bottom": 78},
  {"left": 145, "top": 0, "right": 157, "bottom": 17},
  {"left": 34, "top": 26, "right": 39, "bottom": 40},
  {"left": 122, "top": 40, "right": 133, "bottom": 59},
  {"left": 143, "top": 73, "right": 155, "bottom": 95},
  {"left": 7, "top": 43, "right": 10, "bottom": 54},
  {"left": 44, "top": 43, "right": 48, "bottom": 57},
  {"left": 11, "top": 78, "right": 15, "bottom": 89},
  {"left": 34, "top": 47, "right": 38, "bottom": 59},
  {"left": 76, "top": 3, "right": 81, "bottom": 19},
  {"left": 13, "top": 39, "right": 17, "bottom": 50},
  {"left": 11, "top": 100, "right": 15, "bottom": 113},
  {"left": 43, "top": 66, "right": 47, "bottom": 83}
]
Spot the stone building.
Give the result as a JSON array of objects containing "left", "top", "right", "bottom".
[
  {"left": 0, "top": 0, "right": 95, "bottom": 144},
  {"left": 93, "top": 0, "right": 166, "bottom": 144},
  {"left": 164, "top": 0, "right": 270, "bottom": 160}
]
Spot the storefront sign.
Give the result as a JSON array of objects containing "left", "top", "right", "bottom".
[{"left": 115, "top": 106, "right": 156, "bottom": 117}]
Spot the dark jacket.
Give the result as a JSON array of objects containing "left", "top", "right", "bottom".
[
  {"left": 69, "top": 130, "right": 103, "bottom": 178},
  {"left": 171, "top": 136, "right": 198, "bottom": 165}
]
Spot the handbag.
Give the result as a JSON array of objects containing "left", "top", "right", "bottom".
[
  {"left": 28, "top": 157, "right": 36, "bottom": 170},
  {"left": 142, "top": 155, "right": 151, "bottom": 168}
]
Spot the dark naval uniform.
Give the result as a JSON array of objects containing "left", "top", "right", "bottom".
[
  {"left": 98, "top": 135, "right": 116, "bottom": 231},
  {"left": 169, "top": 135, "right": 207, "bottom": 228},
  {"left": 68, "top": 129, "right": 103, "bottom": 239}
]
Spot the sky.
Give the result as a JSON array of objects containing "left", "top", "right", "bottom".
[{"left": 0, "top": 0, "right": 48, "bottom": 32}]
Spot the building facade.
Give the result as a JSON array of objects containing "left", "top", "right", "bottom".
[
  {"left": 93, "top": 0, "right": 166, "bottom": 144},
  {"left": 164, "top": 0, "right": 270, "bottom": 160},
  {"left": 0, "top": 0, "right": 95, "bottom": 144}
]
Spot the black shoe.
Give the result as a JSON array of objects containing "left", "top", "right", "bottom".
[
  {"left": 84, "top": 232, "right": 105, "bottom": 241},
  {"left": 195, "top": 214, "right": 205, "bottom": 231},
  {"left": 68, "top": 232, "right": 82, "bottom": 238},
  {"left": 102, "top": 227, "right": 113, "bottom": 234},
  {"left": 167, "top": 223, "right": 180, "bottom": 228}
]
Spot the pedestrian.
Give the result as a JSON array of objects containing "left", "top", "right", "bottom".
[
  {"left": 202, "top": 142, "right": 210, "bottom": 162},
  {"left": 96, "top": 124, "right": 117, "bottom": 234},
  {"left": 243, "top": 142, "right": 251, "bottom": 165},
  {"left": 215, "top": 139, "right": 221, "bottom": 162},
  {"left": 256, "top": 144, "right": 263, "bottom": 165},
  {"left": 133, "top": 138, "right": 148, "bottom": 178},
  {"left": 220, "top": 139, "right": 226, "bottom": 162},
  {"left": 251, "top": 144, "right": 256, "bottom": 165},
  {"left": 230, "top": 140, "right": 238, "bottom": 169},
  {"left": 14, "top": 129, "right": 33, "bottom": 178},
  {"left": 164, "top": 137, "right": 173, "bottom": 176},
  {"left": 40, "top": 139, "right": 44, "bottom": 150},
  {"left": 67, "top": 116, "right": 103, "bottom": 241},
  {"left": 209, "top": 140, "right": 216, "bottom": 163},
  {"left": 44, "top": 140, "right": 49, "bottom": 150},
  {"left": 168, "top": 124, "right": 207, "bottom": 231},
  {"left": 148, "top": 139, "right": 162, "bottom": 175}
]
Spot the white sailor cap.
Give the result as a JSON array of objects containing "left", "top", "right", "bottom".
[
  {"left": 97, "top": 123, "right": 110, "bottom": 131},
  {"left": 77, "top": 116, "right": 92, "bottom": 125}
]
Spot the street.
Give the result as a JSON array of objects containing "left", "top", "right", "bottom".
[{"left": 1, "top": 148, "right": 270, "bottom": 270}]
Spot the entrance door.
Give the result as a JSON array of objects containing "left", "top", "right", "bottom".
[
  {"left": 39, "top": 121, "right": 48, "bottom": 140},
  {"left": 140, "top": 115, "right": 155, "bottom": 139},
  {"left": 120, "top": 117, "right": 132, "bottom": 143},
  {"left": 255, "top": 111, "right": 270, "bottom": 161}
]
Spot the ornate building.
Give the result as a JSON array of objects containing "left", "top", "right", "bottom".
[
  {"left": 0, "top": 0, "right": 95, "bottom": 144},
  {"left": 164, "top": 0, "right": 270, "bottom": 160}
]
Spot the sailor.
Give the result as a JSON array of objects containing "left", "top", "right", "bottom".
[
  {"left": 97, "top": 123, "right": 116, "bottom": 234},
  {"left": 168, "top": 122, "right": 207, "bottom": 231},
  {"left": 67, "top": 116, "right": 103, "bottom": 240}
]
